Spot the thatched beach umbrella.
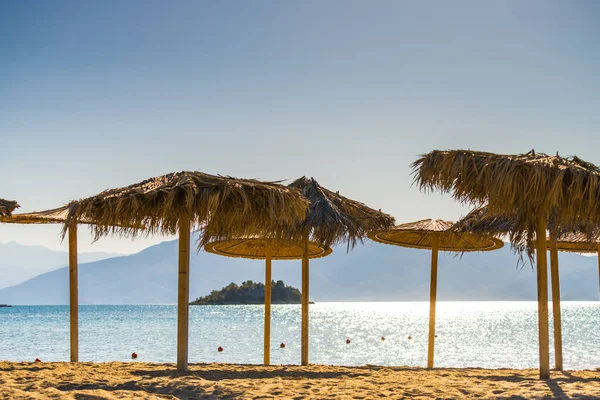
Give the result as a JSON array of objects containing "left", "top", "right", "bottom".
[
  {"left": 201, "top": 176, "right": 395, "bottom": 366},
  {"left": 455, "top": 206, "right": 600, "bottom": 371},
  {"left": 204, "top": 238, "right": 332, "bottom": 365},
  {"left": 287, "top": 177, "right": 394, "bottom": 365},
  {"left": 368, "top": 219, "right": 503, "bottom": 369},
  {"left": 0, "top": 206, "right": 110, "bottom": 362},
  {"left": 540, "top": 232, "right": 599, "bottom": 372},
  {"left": 0, "top": 199, "right": 19, "bottom": 217},
  {"left": 63, "top": 171, "right": 309, "bottom": 371},
  {"left": 413, "top": 149, "right": 600, "bottom": 378}
]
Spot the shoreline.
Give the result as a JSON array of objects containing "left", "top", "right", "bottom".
[
  {"left": 190, "top": 301, "right": 315, "bottom": 305},
  {"left": 3, "top": 301, "right": 600, "bottom": 306},
  {"left": 1, "top": 361, "right": 599, "bottom": 399}
]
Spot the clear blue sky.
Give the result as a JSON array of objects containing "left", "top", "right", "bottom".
[{"left": 1, "top": 0, "right": 599, "bottom": 253}]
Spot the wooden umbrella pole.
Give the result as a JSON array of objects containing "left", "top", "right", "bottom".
[
  {"left": 264, "top": 241, "right": 272, "bottom": 365},
  {"left": 301, "top": 234, "right": 309, "bottom": 366},
  {"left": 68, "top": 224, "right": 78, "bottom": 363},
  {"left": 427, "top": 233, "right": 439, "bottom": 369},
  {"left": 597, "top": 243, "right": 600, "bottom": 298},
  {"left": 549, "top": 233, "right": 563, "bottom": 371},
  {"left": 535, "top": 208, "right": 550, "bottom": 379},
  {"left": 177, "top": 218, "right": 191, "bottom": 372}
]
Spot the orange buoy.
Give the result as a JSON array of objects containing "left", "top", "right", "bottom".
[
  {"left": 34, "top": 358, "right": 41, "bottom": 363},
  {"left": 218, "top": 346, "right": 223, "bottom": 352},
  {"left": 131, "top": 352, "right": 138, "bottom": 359},
  {"left": 280, "top": 343, "right": 285, "bottom": 349},
  {"left": 346, "top": 339, "right": 351, "bottom": 344},
  {"left": 381, "top": 336, "right": 385, "bottom": 341}
]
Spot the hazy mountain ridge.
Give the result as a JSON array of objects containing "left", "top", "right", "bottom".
[
  {"left": 0, "top": 233, "right": 598, "bottom": 305},
  {"left": 0, "top": 241, "right": 123, "bottom": 289}
]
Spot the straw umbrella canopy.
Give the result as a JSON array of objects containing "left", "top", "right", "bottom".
[
  {"left": 455, "top": 206, "right": 600, "bottom": 371},
  {"left": 205, "top": 238, "right": 332, "bottom": 260},
  {"left": 286, "top": 177, "right": 395, "bottom": 249},
  {"left": 412, "top": 149, "right": 600, "bottom": 378},
  {"left": 368, "top": 219, "right": 503, "bottom": 369},
  {"left": 0, "top": 199, "right": 19, "bottom": 217},
  {"left": 63, "top": 171, "right": 309, "bottom": 371},
  {"left": 202, "top": 176, "right": 395, "bottom": 366},
  {"left": 0, "top": 205, "right": 124, "bottom": 362},
  {"left": 1, "top": 206, "right": 77, "bottom": 224},
  {"left": 204, "top": 238, "right": 332, "bottom": 365}
]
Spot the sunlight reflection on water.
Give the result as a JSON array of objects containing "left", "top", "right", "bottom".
[{"left": 0, "top": 302, "right": 598, "bottom": 369}]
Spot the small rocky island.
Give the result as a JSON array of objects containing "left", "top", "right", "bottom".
[{"left": 190, "top": 280, "right": 306, "bottom": 305}]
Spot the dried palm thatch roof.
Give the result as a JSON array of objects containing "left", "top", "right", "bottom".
[
  {"left": 200, "top": 177, "right": 394, "bottom": 251},
  {"left": 0, "top": 205, "right": 145, "bottom": 235},
  {"left": 368, "top": 219, "right": 503, "bottom": 251},
  {"left": 64, "top": 171, "right": 309, "bottom": 241},
  {"left": 552, "top": 232, "right": 599, "bottom": 253},
  {"left": 455, "top": 206, "right": 600, "bottom": 254},
  {"left": 0, "top": 199, "right": 19, "bottom": 217},
  {"left": 412, "top": 149, "right": 600, "bottom": 258},
  {"left": 0, "top": 205, "right": 74, "bottom": 224},
  {"left": 205, "top": 238, "right": 332, "bottom": 260},
  {"left": 286, "top": 177, "right": 395, "bottom": 249}
]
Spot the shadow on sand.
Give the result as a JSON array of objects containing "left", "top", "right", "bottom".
[
  {"left": 130, "top": 365, "right": 370, "bottom": 381},
  {"left": 472, "top": 371, "right": 600, "bottom": 400},
  {"left": 55, "top": 380, "right": 242, "bottom": 399},
  {"left": 52, "top": 365, "right": 369, "bottom": 399}
]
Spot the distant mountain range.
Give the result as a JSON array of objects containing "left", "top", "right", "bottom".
[
  {"left": 0, "top": 241, "right": 122, "bottom": 289},
  {"left": 0, "top": 233, "right": 598, "bottom": 305}
]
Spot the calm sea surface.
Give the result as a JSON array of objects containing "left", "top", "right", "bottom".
[{"left": 1, "top": 302, "right": 599, "bottom": 369}]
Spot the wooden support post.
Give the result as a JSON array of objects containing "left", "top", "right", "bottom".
[
  {"left": 549, "top": 234, "right": 563, "bottom": 371},
  {"left": 177, "top": 218, "right": 191, "bottom": 372},
  {"left": 264, "top": 242, "right": 272, "bottom": 365},
  {"left": 427, "top": 233, "right": 439, "bottom": 369},
  {"left": 597, "top": 243, "right": 600, "bottom": 299},
  {"left": 68, "top": 225, "right": 78, "bottom": 363},
  {"left": 535, "top": 208, "right": 550, "bottom": 379},
  {"left": 301, "top": 235, "right": 309, "bottom": 366}
]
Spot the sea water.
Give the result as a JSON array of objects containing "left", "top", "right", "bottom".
[{"left": 1, "top": 302, "right": 599, "bottom": 369}]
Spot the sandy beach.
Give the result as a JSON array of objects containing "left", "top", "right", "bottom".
[{"left": 1, "top": 362, "right": 599, "bottom": 399}]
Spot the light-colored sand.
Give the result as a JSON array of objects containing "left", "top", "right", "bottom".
[{"left": 0, "top": 362, "right": 599, "bottom": 399}]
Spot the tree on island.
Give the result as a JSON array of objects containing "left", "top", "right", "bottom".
[{"left": 190, "top": 280, "right": 305, "bottom": 305}]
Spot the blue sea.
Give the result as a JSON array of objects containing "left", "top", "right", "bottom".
[{"left": 1, "top": 302, "right": 599, "bottom": 369}]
